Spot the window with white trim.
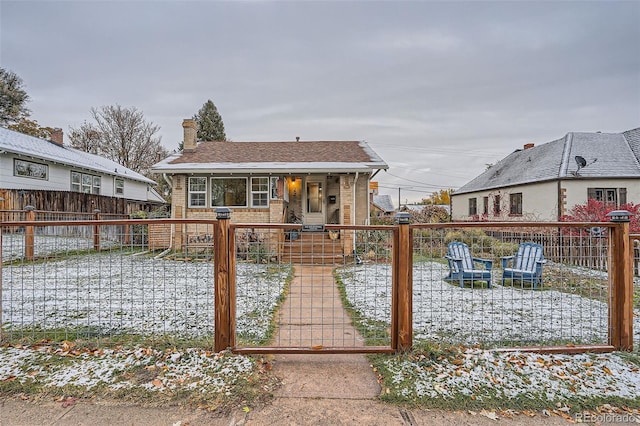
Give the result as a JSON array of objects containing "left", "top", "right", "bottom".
[
  {"left": 115, "top": 178, "right": 124, "bottom": 195},
  {"left": 71, "top": 171, "right": 100, "bottom": 194},
  {"left": 251, "top": 177, "right": 269, "bottom": 207},
  {"left": 211, "top": 177, "right": 247, "bottom": 207},
  {"left": 189, "top": 177, "right": 207, "bottom": 207}
]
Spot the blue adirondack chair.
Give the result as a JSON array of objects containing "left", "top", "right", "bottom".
[
  {"left": 501, "top": 242, "right": 547, "bottom": 288},
  {"left": 445, "top": 241, "right": 493, "bottom": 288}
]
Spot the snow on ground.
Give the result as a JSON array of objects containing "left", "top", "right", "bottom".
[
  {"left": 338, "top": 261, "right": 640, "bottom": 347},
  {"left": 2, "top": 253, "right": 289, "bottom": 341},
  {"left": 2, "top": 234, "right": 120, "bottom": 262},
  {"left": 0, "top": 344, "right": 253, "bottom": 393},
  {"left": 384, "top": 347, "right": 640, "bottom": 403}
]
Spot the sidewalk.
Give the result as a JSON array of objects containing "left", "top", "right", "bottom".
[{"left": 0, "top": 265, "right": 571, "bottom": 425}]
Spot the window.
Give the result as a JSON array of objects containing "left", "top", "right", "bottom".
[
  {"left": 211, "top": 177, "right": 247, "bottom": 207},
  {"left": 493, "top": 194, "right": 501, "bottom": 215},
  {"left": 509, "top": 193, "right": 523, "bottom": 215},
  {"left": 115, "top": 178, "right": 124, "bottom": 195},
  {"left": 588, "top": 187, "right": 627, "bottom": 206},
  {"left": 189, "top": 177, "right": 207, "bottom": 207},
  {"left": 71, "top": 171, "right": 100, "bottom": 194},
  {"left": 251, "top": 177, "right": 269, "bottom": 207},
  {"left": 483, "top": 197, "right": 489, "bottom": 215},
  {"left": 468, "top": 198, "right": 477, "bottom": 216},
  {"left": 14, "top": 159, "right": 48, "bottom": 180}
]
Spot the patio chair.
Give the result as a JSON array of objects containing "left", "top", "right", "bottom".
[
  {"left": 500, "top": 242, "right": 547, "bottom": 288},
  {"left": 444, "top": 241, "right": 493, "bottom": 288}
]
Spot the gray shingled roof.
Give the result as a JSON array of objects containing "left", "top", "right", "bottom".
[
  {"left": 373, "top": 194, "right": 395, "bottom": 213},
  {"left": 0, "top": 126, "right": 155, "bottom": 185},
  {"left": 455, "top": 128, "right": 640, "bottom": 194}
]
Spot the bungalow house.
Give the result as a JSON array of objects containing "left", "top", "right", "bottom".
[
  {"left": 152, "top": 119, "right": 388, "bottom": 226},
  {"left": 150, "top": 119, "right": 388, "bottom": 259},
  {"left": 450, "top": 127, "right": 640, "bottom": 221},
  {"left": 0, "top": 126, "right": 165, "bottom": 215}
]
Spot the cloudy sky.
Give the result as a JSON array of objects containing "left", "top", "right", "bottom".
[{"left": 1, "top": 1, "right": 639, "bottom": 205}]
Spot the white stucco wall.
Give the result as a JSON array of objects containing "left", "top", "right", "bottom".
[
  {"left": 452, "top": 178, "right": 640, "bottom": 222},
  {"left": 561, "top": 178, "right": 640, "bottom": 212},
  {"left": 451, "top": 181, "right": 558, "bottom": 221}
]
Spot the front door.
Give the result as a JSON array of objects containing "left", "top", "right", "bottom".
[{"left": 304, "top": 177, "right": 326, "bottom": 225}]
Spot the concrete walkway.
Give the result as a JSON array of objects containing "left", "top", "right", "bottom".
[{"left": 270, "top": 265, "right": 381, "bottom": 399}]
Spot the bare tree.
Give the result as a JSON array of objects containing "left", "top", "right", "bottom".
[{"left": 69, "top": 105, "right": 168, "bottom": 176}]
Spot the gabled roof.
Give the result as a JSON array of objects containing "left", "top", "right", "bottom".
[
  {"left": 151, "top": 140, "right": 388, "bottom": 174},
  {"left": 0, "top": 126, "right": 156, "bottom": 185},
  {"left": 455, "top": 127, "right": 640, "bottom": 194},
  {"left": 372, "top": 194, "right": 395, "bottom": 213}
]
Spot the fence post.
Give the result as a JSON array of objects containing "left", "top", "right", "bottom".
[
  {"left": 93, "top": 209, "right": 101, "bottom": 251},
  {"left": 607, "top": 210, "right": 633, "bottom": 351},
  {"left": 24, "top": 206, "right": 35, "bottom": 261},
  {"left": 394, "top": 212, "right": 412, "bottom": 351},
  {"left": 0, "top": 225, "right": 3, "bottom": 339},
  {"left": 214, "top": 208, "right": 232, "bottom": 352}
]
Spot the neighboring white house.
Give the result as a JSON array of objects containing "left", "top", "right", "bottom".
[
  {"left": 0, "top": 126, "right": 165, "bottom": 212},
  {"left": 451, "top": 127, "right": 640, "bottom": 221}
]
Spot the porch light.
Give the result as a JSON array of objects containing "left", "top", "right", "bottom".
[
  {"left": 606, "top": 210, "right": 631, "bottom": 223},
  {"left": 395, "top": 212, "right": 410, "bottom": 225},
  {"left": 216, "top": 207, "right": 231, "bottom": 220}
]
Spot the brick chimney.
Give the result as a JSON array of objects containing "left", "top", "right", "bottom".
[
  {"left": 182, "top": 119, "right": 198, "bottom": 152},
  {"left": 50, "top": 128, "right": 63, "bottom": 146},
  {"left": 523, "top": 143, "right": 535, "bottom": 150}
]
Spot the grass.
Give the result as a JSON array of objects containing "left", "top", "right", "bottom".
[
  {"left": 334, "top": 269, "right": 391, "bottom": 347},
  {"left": 0, "top": 342, "right": 277, "bottom": 412},
  {"left": 370, "top": 342, "right": 640, "bottom": 414}
]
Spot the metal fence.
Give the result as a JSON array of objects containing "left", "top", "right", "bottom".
[
  {"left": 410, "top": 224, "right": 614, "bottom": 348},
  {"left": 1, "top": 217, "right": 636, "bottom": 353},
  {"left": 230, "top": 224, "right": 395, "bottom": 353},
  {"left": 1, "top": 219, "right": 218, "bottom": 345}
]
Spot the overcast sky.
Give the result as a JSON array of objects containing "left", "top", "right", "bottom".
[{"left": 2, "top": 0, "right": 639, "bottom": 205}]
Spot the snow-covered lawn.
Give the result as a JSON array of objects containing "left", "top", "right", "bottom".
[
  {"left": 338, "top": 261, "right": 640, "bottom": 347},
  {"left": 2, "top": 252, "right": 289, "bottom": 342},
  {"left": 2, "top": 234, "right": 122, "bottom": 262}
]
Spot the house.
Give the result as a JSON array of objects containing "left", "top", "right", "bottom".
[
  {"left": 151, "top": 119, "right": 389, "bottom": 227},
  {"left": 371, "top": 194, "right": 396, "bottom": 217},
  {"left": 451, "top": 127, "right": 640, "bottom": 221},
  {"left": 0, "top": 126, "right": 165, "bottom": 214}
]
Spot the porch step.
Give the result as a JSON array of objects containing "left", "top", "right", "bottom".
[{"left": 282, "top": 232, "right": 344, "bottom": 265}]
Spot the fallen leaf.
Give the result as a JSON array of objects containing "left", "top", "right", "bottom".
[
  {"left": 152, "top": 379, "right": 163, "bottom": 388},
  {"left": 62, "top": 397, "right": 76, "bottom": 408},
  {"left": 479, "top": 410, "right": 499, "bottom": 420},
  {"left": 242, "top": 406, "right": 250, "bottom": 413},
  {"left": 602, "top": 366, "right": 613, "bottom": 375},
  {"left": 3, "top": 376, "right": 17, "bottom": 382}
]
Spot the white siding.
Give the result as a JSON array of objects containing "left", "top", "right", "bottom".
[{"left": 1, "top": 153, "right": 152, "bottom": 202}]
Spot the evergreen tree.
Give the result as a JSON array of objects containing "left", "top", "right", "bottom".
[
  {"left": 193, "top": 99, "right": 226, "bottom": 141},
  {"left": 0, "top": 68, "right": 30, "bottom": 126}
]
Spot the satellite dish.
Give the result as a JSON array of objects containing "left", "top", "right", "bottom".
[{"left": 575, "top": 156, "right": 587, "bottom": 169}]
